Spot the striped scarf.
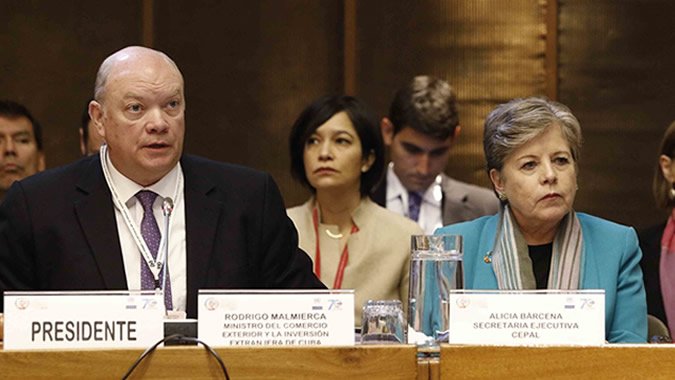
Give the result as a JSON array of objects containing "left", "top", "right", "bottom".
[{"left": 491, "top": 205, "right": 584, "bottom": 290}]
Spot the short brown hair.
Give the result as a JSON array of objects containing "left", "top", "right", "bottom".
[{"left": 388, "top": 75, "right": 459, "bottom": 140}]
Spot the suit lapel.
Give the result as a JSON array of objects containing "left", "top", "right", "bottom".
[
  {"left": 73, "top": 157, "right": 127, "bottom": 289},
  {"left": 182, "top": 157, "right": 222, "bottom": 316},
  {"left": 441, "top": 175, "right": 470, "bottom": 225}
]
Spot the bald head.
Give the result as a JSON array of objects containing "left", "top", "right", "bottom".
[
  {"left": 88, "top": 45, "right": 186, "bottom": 187},
  {"left": 94, "top": 46, "right": 183, "bottom": 105}
]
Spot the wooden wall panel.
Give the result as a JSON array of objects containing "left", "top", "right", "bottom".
[
  {"left": 154, "top": 1, "right": 344, "bottom": 207},
  {"left": 0, "top": 0, "right": 142, "bottom": 169},
  {"left": 354, "top": 1, "right": 547, "bottom": 189},
  {"left": 3, "top": 0, "right": 675, "bottom": 229},
  {"left": 559, "top": 0, "right": 675, "bottom": 228}
]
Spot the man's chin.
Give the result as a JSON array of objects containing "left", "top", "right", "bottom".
[{"left": 403, "top": 181, "right": 432, "bottom": 193}]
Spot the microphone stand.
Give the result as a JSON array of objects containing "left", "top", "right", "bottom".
[{"left": 161, "top": 198, "right": 174, "bottom": 316}]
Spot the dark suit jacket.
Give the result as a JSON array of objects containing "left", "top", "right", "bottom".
[
  {"left": 0, "top": 154, "right": 324, "bottom": 317},
  {"left": 638, "top": 222, "right": 667, "bottom": 324},
  {"left": 372, "top": 172, "right": 499, "bottom": 226}
]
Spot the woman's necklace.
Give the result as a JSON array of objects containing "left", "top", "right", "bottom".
[{"left": 325, "top": 229, "right": 343, "bottom": 239}]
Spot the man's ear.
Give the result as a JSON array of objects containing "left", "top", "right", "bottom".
[
  {"left": 381, "top": 118, "right": 394, "bottom": 146},
  {"left": 37, "top": 151, "right": 46, "bottom": 172},
  {"left": 89, "top": 101, "right": 106, "bottom": 140},
  {"left": 489, "top": 168, "right": 504, "bottom": 194}
]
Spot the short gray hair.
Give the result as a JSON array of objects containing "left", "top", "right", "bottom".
[{"left": 483, "top": 97, "right": 582, "bottom": 174}]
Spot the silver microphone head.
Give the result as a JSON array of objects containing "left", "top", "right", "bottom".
[{"left": 162, "top": 197, "right": 174, "bottom": 217}]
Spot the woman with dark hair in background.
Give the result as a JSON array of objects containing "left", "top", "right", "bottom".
[
  {"left": 639, "top": 121, "right": 675, "bottom": 335},
  {"left": 287, "top": 95, "right": 422, "bottom": 326}
]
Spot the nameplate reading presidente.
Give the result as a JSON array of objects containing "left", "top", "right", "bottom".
[
  {"left": 198, "top": 290, "right": 355, "bottom": 346},
  {"left": 448, "top": 290, "right": 605, "bottom": 346},
  {"left": 4, "top": 291, "right": 165, "bottom": 350}
]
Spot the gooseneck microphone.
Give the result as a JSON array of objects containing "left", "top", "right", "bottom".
[{"left": 161, "top": 198, "right": 174, "bottom": 305}]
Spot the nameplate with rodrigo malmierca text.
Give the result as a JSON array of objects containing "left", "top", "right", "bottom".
[
  {"left": 448, "top": 290, "right": 605, "bottom": 346},
  {"left": 198, "top": 290, "right": 354, "bottom": 346},
  {"left": 4, "top": 291, "right": 164, "bottom": 350}
]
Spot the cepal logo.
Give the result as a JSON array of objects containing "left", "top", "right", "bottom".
[
  {"left": 14, "top": 298, "right": 29, "bottom": 310},
  {"left": 456, "top": 297, "right": 470, "bottom": 309},
  {"left": 204, "top": 297, "right": 219, "bottom": 311}
]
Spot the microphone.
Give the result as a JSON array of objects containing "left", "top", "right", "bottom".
[
  {"left": 162, "top": 198, "right": 174, "bottom": 217},
  {"left": 161, "top": 197, "right": 174, "bottom": 312}
]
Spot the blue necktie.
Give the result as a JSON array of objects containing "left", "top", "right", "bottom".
[
  {"left": 408, "top": 191, "right": 422, "bottom": 222},
  {"left": 136, "top": 190, "right": 173, "bottom": 310}
]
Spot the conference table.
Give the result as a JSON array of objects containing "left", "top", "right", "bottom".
[
  {"left": 0, "top": 343, "right": 673, "bottom": 379},
  {"left": 0, "top": 344, "right": 420, "bottom": 379}
]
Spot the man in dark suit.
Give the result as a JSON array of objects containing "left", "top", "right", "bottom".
[
  {"left": 372, "top": 75, "right": 498, "bottom": 233},
  {"left": 0, "top": 46, "right": 323, "bottom": 318},
  {"left": 372, "top": 75, "right": 499, "bottom": 234}
]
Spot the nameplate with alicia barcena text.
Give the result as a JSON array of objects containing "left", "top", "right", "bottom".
[{"left": 448, "top": 290, "right": 605, "bottom": 346}]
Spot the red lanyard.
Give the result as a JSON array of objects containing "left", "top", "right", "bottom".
[{"left": 312, "top": 207, "right": 359, "bottom": 289}]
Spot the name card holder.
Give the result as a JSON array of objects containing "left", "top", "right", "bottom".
[
  {"left": 4, "top": 290, "right": 165, "bottom": 350},
  {"left": 198, "top": 289, "right": 354, "bottom": 347},
  {"left": 448, "top": 289, "right": 605, "bottom": 346}
]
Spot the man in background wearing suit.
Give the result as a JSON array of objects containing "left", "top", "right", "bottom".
[
  {"left": 0, "top": 100, "right": 45, "bottom": 202},
  {"left": 372, "top": 76, "right": 498, "bottom": 233},
  {"left": 0, "top": 46, "right": 323, "bottom": 318}
]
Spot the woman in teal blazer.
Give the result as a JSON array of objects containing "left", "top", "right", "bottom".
[
  {"left": 435, "top": 98, "right": 646, "bottom": 343},
  {"left": 437, "top": 212, "right": 646, "bottom": 343}
]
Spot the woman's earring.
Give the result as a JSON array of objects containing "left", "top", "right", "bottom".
[
  {"left": 669, "top": 187, "right": 675, "bottom": 200},
  {"left": 498, "top": 192, "right": 508, "bottom": 201},
  {"left": 361, "top": 165, "right": 369, "bottom": 173}
]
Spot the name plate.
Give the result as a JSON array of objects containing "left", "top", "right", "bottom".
[
  {"left": 4, "top": 291, "right": 165, "bottom": 350},
  {"left": 198, "top": 290, "right": 354, "bottom": 346},
  {"left": 448, "top": 290, "right": 605, "bottom": 346}
]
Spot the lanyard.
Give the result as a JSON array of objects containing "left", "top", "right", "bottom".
[
  {"left": 99, "top": 144, "right": 182, "bottom": 288},
  {"left": 311, "top": 207, "right": 359, "bottom": 289}
]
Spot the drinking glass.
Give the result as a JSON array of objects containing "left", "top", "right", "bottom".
[
  {"left": 407, "top": 234, "right": 464, "bottom": 348},
  {"left": 360, "top": 300, "right": 406, "bottom": 344}
]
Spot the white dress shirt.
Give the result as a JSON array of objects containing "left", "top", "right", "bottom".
[
  {"left": 105, "top": 157, "right": 187, "bottom": 312},
  {"left": 385, "top": 163, "right": 444, "bottom": 234}
]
